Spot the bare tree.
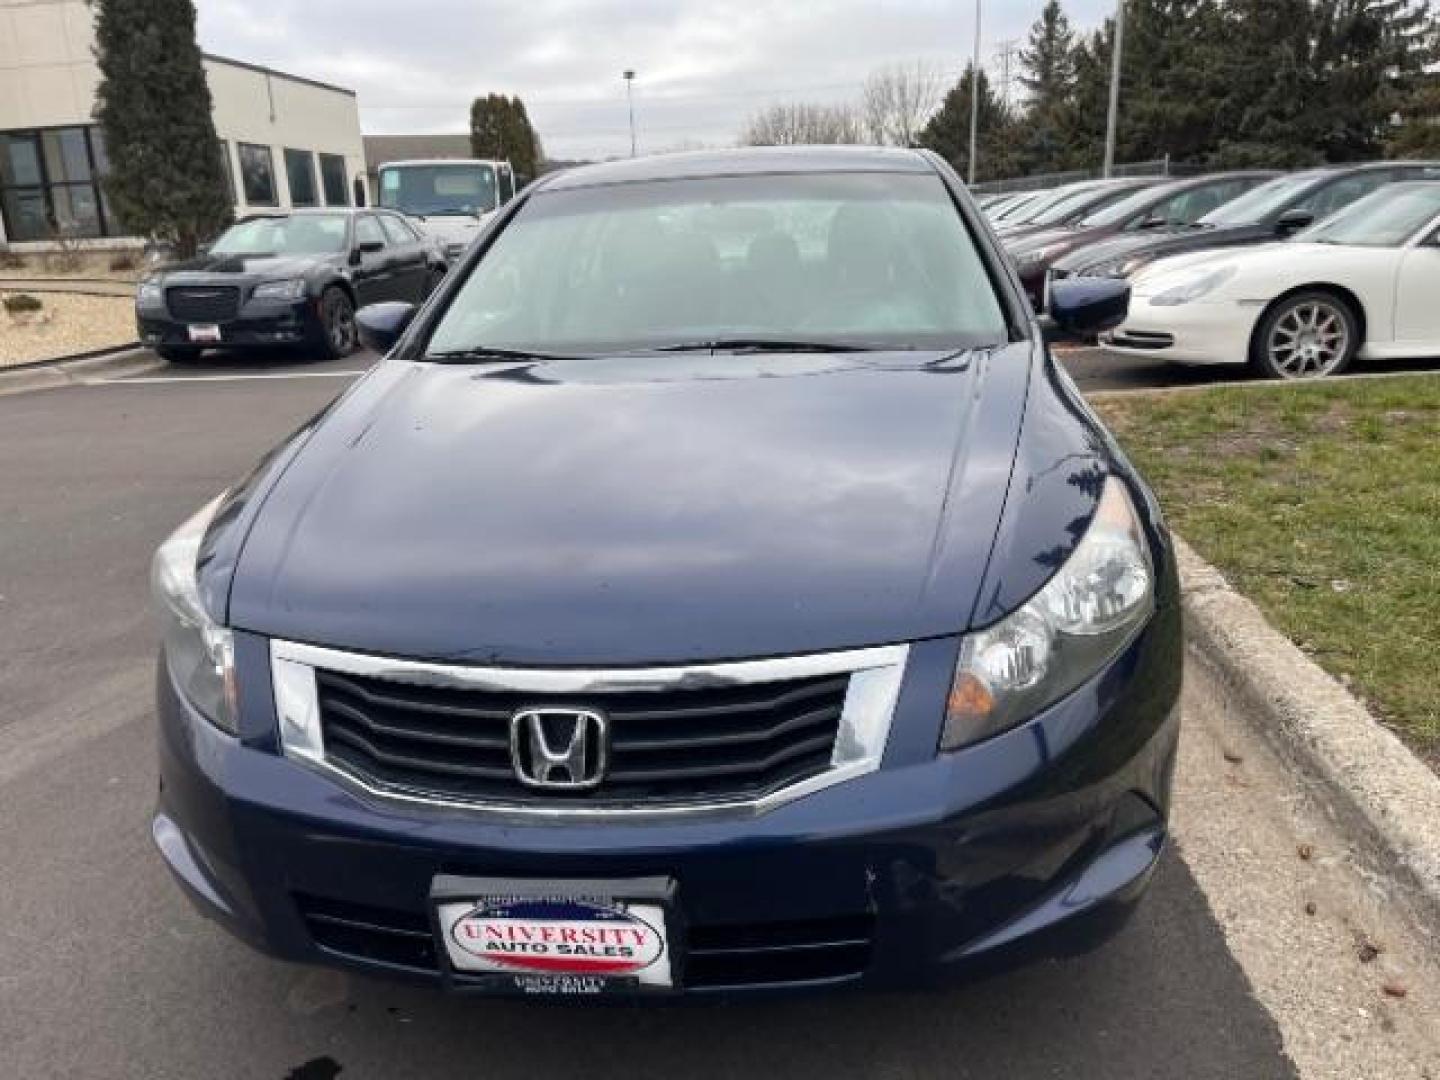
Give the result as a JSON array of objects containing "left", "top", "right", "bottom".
[
  {"left": 862, "top": 61, "right": 946, "bottom": 147},
  {"left": 742, "top": 102, "right": 862, "bottom": 146}
]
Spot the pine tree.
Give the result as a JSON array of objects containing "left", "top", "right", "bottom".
[
  {"left": 1057, "top": 23, "right": 1117, "bottom": 171},
  {"left": 917, "top": 65, "right": 1015, "bottom": 183},
  {"left": 1105, "top": 0, "right": 1229, "bottom": 166},
  {"left": 1017, "top": 0, "right": 1078, "bottom": 174},
  {"left": 470, "top": 95, "right": 541, "bottom": 184},
  {"left": 91, "top": 0, "right": 233, "bottom": 255},
  {"left": 1207, "top": 0, "right": 1326, "bottom": 166}
]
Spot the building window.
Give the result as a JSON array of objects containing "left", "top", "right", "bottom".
[
  {"left": 217, "top": 140, "right": 236, "bottom": 205},
  {"left": 284, "top": 148, "right": 318, "bottom": 207},
  {"left": 0, "top": 126, "right": 113, "bottom": 241},
  {"left": 318, "top": 153, "right": 349, "bottom": 206},
  {"left": 238, "top": 142, "right": 278, "bottom": 206}
]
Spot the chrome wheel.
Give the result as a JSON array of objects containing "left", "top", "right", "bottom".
[
  {"left": 1266, "top": 299, "right": 1349, "bottom": 379},
  {"left": 325, "top": 292, "right": 356, "bottom": 356}
]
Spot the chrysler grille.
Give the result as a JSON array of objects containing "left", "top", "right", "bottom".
[{"left": 165, "top": 286, "right": 240, "bottom": 322}]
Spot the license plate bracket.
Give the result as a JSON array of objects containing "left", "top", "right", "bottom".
[
  {"left": 430, "top": 875, "right": 679, "bottom": 995},
  {"left": 186, "top": 323, "right": 222, "bottom": 343}
]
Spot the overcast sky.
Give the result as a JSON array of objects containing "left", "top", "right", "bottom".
[{"left": 194, "top": 0, "right": 1115, "bottom": 160}]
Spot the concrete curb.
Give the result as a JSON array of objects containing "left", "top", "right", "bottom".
[
  {"left": 1177, "top": 535, "right": 1440, "bottom": 931},
  {"left": 0, "top": 345, "right": 160, "bottom": 397}
]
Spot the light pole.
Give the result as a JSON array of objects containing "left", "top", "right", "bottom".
[
  {"left": 623, "top": 69, "right": 637, "bottom": 157},
  {"left": 967, "top": 0, "right": 982, "bottom": 185},
  {"left": 1102, "top": 0, "right": 1126, "bottom": 178}
]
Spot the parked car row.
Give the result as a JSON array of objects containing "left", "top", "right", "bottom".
[
  {"left": 989, "top": 161, "right": 1440, "bottom": 378},
  {"left": 135, "top": 158, "right": 519, "bottom": 362}
]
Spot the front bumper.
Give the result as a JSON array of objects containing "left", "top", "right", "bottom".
[
  {"left": 154, "top": 608, "right": 1182, "bottom": 998},
  {"left": 1103, "top": 301, "right": 1257, "bottom": 365},
  {"left": 137, "top": 297, "right": 324, "bottom": 351}
]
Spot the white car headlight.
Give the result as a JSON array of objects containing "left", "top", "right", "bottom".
[
  {"left": 137, "top": 281, "right": 164, "bottom": 307},
  {"left": 152, "top": 497, "right": 237, "bottom": 734},
  {"left": 1149, "top": 266, "right": 1236, "bottom": 307},
  {"left": 942, "top": 477, "right": 1155, "bottom": 751},
  {"left": 251, "top": 278, "right": 307, "bottom": 301}
]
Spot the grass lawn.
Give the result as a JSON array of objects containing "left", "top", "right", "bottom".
[{"left": 1093, "top": 376, "right": 1440, "bottom": 766}]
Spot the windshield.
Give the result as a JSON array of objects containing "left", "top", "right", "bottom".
[
  {"left": 379, "top": 164, "right": 498, "bottom": 216},
  {"left": 991, "top": 192, "right": 1041, "bottom": 220},
  {"left": 1297, "top": 184, "right": 1440, "bottom": 247},
  {"left": 1199, "top": 171, "right": 1322, "bottom": 226},
  {"left": 425, "top": 172, "right": 1008, "bottom": 357},
  {"left": 1003, "top": 186, "right": 1086, "bottom": 224},
  {"left": 210, "top": 215, "right": 348, "bottom": 255},
  {"left": 1030, "top": 185, "right": 1122, "bottom": 226},
  {"left": 1079, "top": 183, "right": 1177, "bottom": 227}
]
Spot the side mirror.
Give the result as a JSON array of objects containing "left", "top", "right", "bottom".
[
  {"left": 1049, "top": 277, "right": 1131, "bottom": 336},
  {"left": 1275, "top": 208, "right": 1315, "bottom": 235},
  {"left": 356, "top": 301, "right": 417, "bottom": 354}
]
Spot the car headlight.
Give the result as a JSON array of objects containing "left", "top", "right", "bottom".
[
  {"left": 941, "top": 477, "right": 1155, "bottom": 751},
  {"left": 152, "top": 497, "right": 237, "bottom": 734},
  {"left": 137, "top": 281, "right": 163, "bottom": 307},
  {"left": 1149, "top": 266, "right": 1236, "bottom": 307},
  {"left": 251, "top": 278, "right": 307, "bottom": 301}
]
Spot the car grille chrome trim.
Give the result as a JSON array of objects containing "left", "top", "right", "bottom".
[{"left": 269, "top": 638, "right": 910, "bottom": 819}]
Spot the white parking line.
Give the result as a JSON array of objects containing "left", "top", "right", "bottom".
[{"left": 95, "top": 369, "right": 369, "bottom": 385}]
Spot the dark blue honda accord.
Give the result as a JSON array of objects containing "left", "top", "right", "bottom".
[{"left": 151, "top": 147, "right": 1180, "bottom": 998}]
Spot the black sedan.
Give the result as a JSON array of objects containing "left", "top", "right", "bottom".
[{"left": 136, "top": 209, "right": 448, "bottom": 362}]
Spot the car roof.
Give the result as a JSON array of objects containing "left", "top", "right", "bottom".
[{"left": 540, "top": 147, "right": 934, "bottom": 191}]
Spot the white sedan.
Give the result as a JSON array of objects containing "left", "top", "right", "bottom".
[{"left": 1103, "top": 182, "right": 1440, "bottom": 378}]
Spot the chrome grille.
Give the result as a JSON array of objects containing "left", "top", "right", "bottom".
[
  {"left": 315, "top": 668, "right": 848, "bottom": 805},
  {"left": 271, "top": 640, "right": 909, "bottom": 816}
]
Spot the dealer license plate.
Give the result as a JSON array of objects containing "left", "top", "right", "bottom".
[
  {"left": 186, "top": 324, "right": 222, "bottom": 343},
  {"left": 435, "top": 893, "right": 673, "bottom": 993}
]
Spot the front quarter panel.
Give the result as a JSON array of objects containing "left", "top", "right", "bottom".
[{"left": 969, "top": 352, "right": 1171, "bottom": 629}]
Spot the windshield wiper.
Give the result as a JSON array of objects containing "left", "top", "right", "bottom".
[
  {"left": 651, "top": 338, "right": 898, "bottom": 355},
  {"left": 426, "top": 345, "right": 585, "bottom": 363}
]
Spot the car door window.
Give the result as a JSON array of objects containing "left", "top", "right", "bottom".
[
  {"left": 355, "top": 215, "right": 386, "bottom": 250},
  {"left": 1158, "top": 179, "right": 1248, "bottom": 226},
  {"left": 379, "top": 215, "right": 415, "bottom": 246},
  {"left": 1296, "top": 172, "right": 1391, "bottom": 221}
]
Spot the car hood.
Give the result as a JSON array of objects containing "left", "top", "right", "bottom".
[
  {"left": 227, "top": 348, "right": 1032, "bottom": 665},
  {"left": 1059, "top": 224, "right": 1270, "bottom": 274},
  {"left": 157, "top": 252, "right": 338, "bottom": 279},
  {"left": 1129, "top": 241, "right": 1313, "bottom": 297},
  {"left": 1005, "top": 227, "right": 1076, "bottom": 256},
  {"left": 412, "top": 212, "right": 494, "bottom": 246}
]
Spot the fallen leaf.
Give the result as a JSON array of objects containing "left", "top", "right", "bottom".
[
  {"left": 1382, "top": 981, "right": 1408, "bottom": 999},
  {"left": 1298, "top": 843, "right": 1315, "bottom": 861},
  {"left": 1222, "top": 748, "right": 1244, "bottom": 765},
  {"left": 1305, "top": 902, "right": 1317, "bottom": 916}
]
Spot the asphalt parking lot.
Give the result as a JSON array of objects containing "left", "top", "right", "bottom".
[{"left": 3, "top": 343, "right": 1430, "bottom": 1078}]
